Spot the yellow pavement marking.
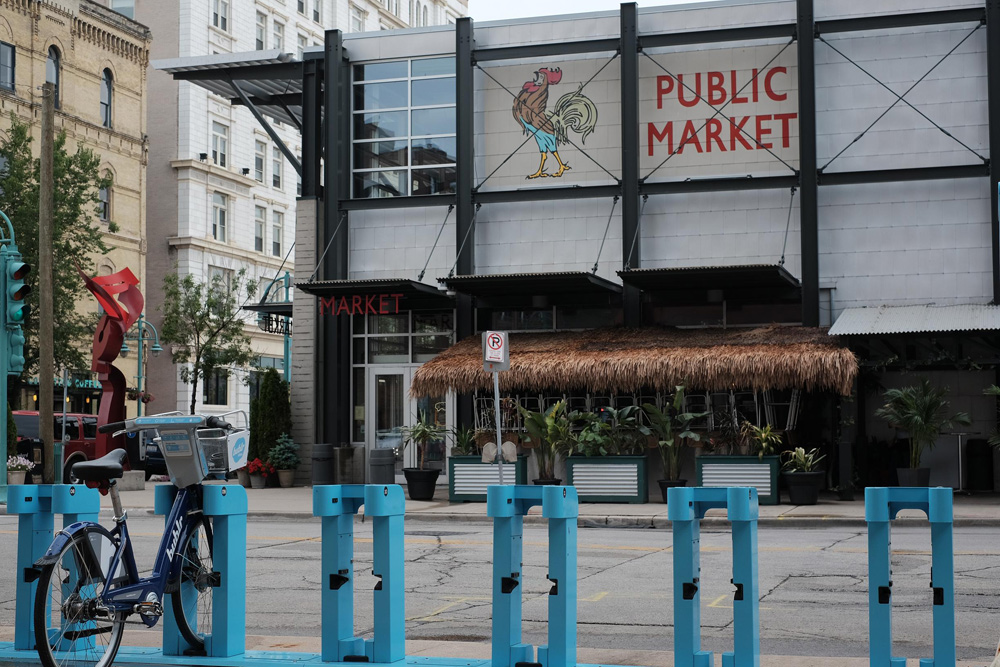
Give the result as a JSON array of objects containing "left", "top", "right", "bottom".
[
  {"left": 706, "top": 595, "right": 770, "bottom": 610},
  {"left": 580, "top": 591, "right": 609, "bottom": 602}
]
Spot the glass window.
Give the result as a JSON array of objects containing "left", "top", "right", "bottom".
[
  {"left": 411, "top": 108, "right": 454, "bottom": 136},
  {"left": 0, "top": 42, "right": 14, "bottom": 92},
  {"left": 422, "top": 6, "right": 428, "bottom": 25},
  {"left": 211, "top": 121, "right": 228, "bottom": 167},
  {"left": 350, "top": 6, "right": 365, "bottom": 32},
  {"left": 353, "top": 170, "right": 406, "bottom": 198},
  {"left": 203, "top": 368, "right": 229, "bottom": 405},
  {"left": 82, "top": 416, "right": 98, "bottom": 439},
  {"left": 272, "top": 147, "right": 282, "bottom": 188},
  {"left": 271, "top": 210, "right": 283, "bottom": 257},
  {"left": 213, "top": 0, "right": 229, "bottom": 31},
  {"left": 254, "top": 205, "right": 265, "bottom": 252},
  {"left": 46, "top": 46, "right": 60, "bottom": 108},
  {"left": 368, "top": 337, "right": 408, "bottom": 363},
  {"left": 254, "top": 140, "right": 266, "bottom": 181},
  {"left": 212, "top": 192, "right": 227, "bottom": 242},
  {"left": 414, "top": 311, "right": 453, "bottom": 333},
  {"left": 354, "top": 111, "right": 407, "bottom": 140},
  {"left": 352, "top": 367, "right": 365, "bottom": 442},
  {"left": 354, "top": 81, "right": 408, "bottom": 111},
  {"left": 369, "top": 312, "right": 408, "bottom": 334},
  {"left": 297, "top": 34, "right": 308, "bottom": 59},
  {"left": 354, "top": 61, "right": 407, "bottom": 82},
  {"left": 354, "top": 140, "right": 407, "bottom": 170},
  {"left": 411, "top": 77, "right": 454, "bottom": 107},
  {"left": 111, "top": 0, "right": 135, "bottom": 18},
  {"left": 412, "top": 57, "right": 454, "bottom": 78},
  {"left": 412, "top": 334, "right": 452, "bottom": 362},
  {"left": 100, "top": 69, "right": 113, "bottom": 128},
  {"left": 273, "top": 21, "right": 284, "bottom": 51},
  {"left": 411, "top": 166, "right": 455, "bottom": 195},
  {"left": 411, "top": 137, "right": 455, "bottom": 165},
  {"left": 256, "top": 12, "right": 267, "bottom": 50},
  {"left": 313, "top": 0, "right": 322, "bottom": 22},
  {"left": 98, "top": 184, "right": 111, "bottom": 222},
  {"left": 297, "top": 0, "right": 305, "bottom": 13}
]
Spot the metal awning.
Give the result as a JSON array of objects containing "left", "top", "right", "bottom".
[
  {"left": 829, "top": 304, "right": 1000, "bottom": 336},
  {"left": 439, "top": 271, "right": 622, "bottom": 306},
  {"left": 618, "top": 264, "right": 801, "bottom": 292},
  {"left": 296, "top": 278, "right": 454, "bottom": 310},
  {"left": 242, "top": 302, "right": 293, "bottom": 317}
]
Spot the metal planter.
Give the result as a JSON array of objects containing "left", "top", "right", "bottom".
[
  {"left": 565, "top": 455, "right": 648, "bottom": 504},
  {"left": 448, "top": 455, "right": 528, "bottom": 502},
  {"left": 696, "top": 455, "right": 781, "bottom": 505}
]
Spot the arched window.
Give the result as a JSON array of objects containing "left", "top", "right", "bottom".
[
  {"left": 100, "top": 69, "right": 113, "bottom": 128},
  {"left": 98, "top": 173, "right": 111, "bottom": 222},
  {"left": 409, "top": 0, "right": 414, "bottom": 23},
  {"left": 46, "top": 46, "right": 60, "bottom": 108},
  {"left": 422, "top": 5, "right": 428, "bottom": 26}
]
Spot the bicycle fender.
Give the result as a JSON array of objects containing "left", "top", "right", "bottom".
[{"left": 33, "top": 521, "right": 115, "bottom": 567}]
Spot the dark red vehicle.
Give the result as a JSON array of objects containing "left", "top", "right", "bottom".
[{"left": 13, "top": 411, "right": 99, "bottom": 483}]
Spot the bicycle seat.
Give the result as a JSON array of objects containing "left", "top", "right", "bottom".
[{"left": 72, "top": 448, "right": 128, "bottom": 482}]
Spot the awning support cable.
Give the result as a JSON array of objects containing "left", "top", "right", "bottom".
[
  {"left": 307, "top": 211, "right": 347, "bottom": 283},
  {"left": 418, "top": 204, "right": 455, "bottom": 281},
  {"left": 779, "top": 186, "right": 797, "bottom": 267},
  {"left": 592, "top": 195, "right": 620, "bottom": 274},
  {"left": 819, "top": 23, "right": 983, "bottom": 172},
  {"left": 624, "top": 194, "right": 649, "bottom": 271},
  {"left": 640, "top": 40, "right": 796, "bottom": 181},
  {"left": 448, "top": 202, "right": 482, "bottom": 279}
]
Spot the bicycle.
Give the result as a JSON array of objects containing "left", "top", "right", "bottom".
[{"left": 31, "top": 411, "right": 248, "bottom": 667}]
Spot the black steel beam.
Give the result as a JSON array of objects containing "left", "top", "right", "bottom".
[
  {"left": 230, "top": 79, "right": 303, "bottom": 175},
  {"left": 640, "top": 23, "right": 795, "bottom": 49},
  {"left": 620, "top": 3, "right": 642, "bottom": 327},
  {"left": 456, "top": 16, "right": 476, "bottom": 432},
  {"left": 641, "top": 174, "right": 798, "bottom": 195},
  {"left": 172, "top": 61, "right": 302, "bottom": 81},
  {"left": 473, "top": 38, "right": 619, "bottom": 63},
  {"left": 798, "top": 0, "right": 819, "bottom": 328},
  {"left": 988, "top": 0, "right": 1000, "bottom": 303},
  {"left": 818, "top": 164, "right": 988, "bottom": 186},
  {"left": 341, "top": 194, "right": 456, "bottom": 210},
  {"left": 300, "top": 56, "right": 321, "bottom": 197},
  {"left": 817, "top": 8, "right": 985, "bottom": 35},
  {"left": 474, "top": 184, "right": 621, "bottom": 204}
]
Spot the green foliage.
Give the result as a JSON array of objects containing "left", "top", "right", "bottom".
[
  {"left": 743, "top": 422, "right": 783, "bottom": 460},
  {"left": 983, "top": 385, "right": 1000, "bottom": 449},
  {"left": 781, "top": 446, "right": 825, "bottom": 473},
  {"left": 450, "top": 423, "right": 478, "bottom": 456},
  {"left": 567, "top": 405, "right": 652, "bottom": 457},
  {"left": 267, "top": 433, "right": 300, "bottom": 470},
  {"left": 875, "top": 379, "right": 970, "bottom": 469},
  {"left": 518, "top": 401, "right": 573, "bottom": 480},
  {"left": 569, "top": 410, "right": 610, "bottom": 457},
  {"left": 401, "top": 410, "right": 446, "bottom": 469},
  {"left": 160, "top": 268, "right": 257, "bottom": 414},
  {"left": 0, "top": 115, "right": 113, "bottom": 375},
  {"left": 643, "top": 386, "right": 707, "bottom": 481},
  {"left": 248, "top": 368, "right": 291, "bottom": 462}
]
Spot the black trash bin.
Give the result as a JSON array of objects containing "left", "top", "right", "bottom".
[
  {"left": 311, "top": 443, "right": 335, "bottom": 486},
  {"left": 369, "top": 447, "right": 396, "bottom": 485},
  {"left": 332, "top": 445, "right": 364, "bottom": 484},
  {"left": 967, "top": 439, "right": 994, "bottom": 491}
]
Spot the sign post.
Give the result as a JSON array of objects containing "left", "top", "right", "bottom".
[{"left": 483, "top": 331, "right": 509, "bottom": 485}]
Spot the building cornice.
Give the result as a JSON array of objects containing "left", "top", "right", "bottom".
[
  {"left": 167, "top": 235, "right": 296, "bottom": 272},
  {"left": 171, "top": 159, "right": 261, "bottom": 194}
]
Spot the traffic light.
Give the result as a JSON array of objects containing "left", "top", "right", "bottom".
[
  {"left": 7, "top": 326, "right": 24, "bottom": 374},
  {"left": 5, "top": 256, "right": 29, "bottom": 326}
]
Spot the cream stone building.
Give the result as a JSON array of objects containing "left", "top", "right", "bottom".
[{"left": 0, "top": 0, "right": 151, "bottom": 415}]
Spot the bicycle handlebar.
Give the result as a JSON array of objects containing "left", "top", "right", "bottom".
[{"left": 98, "top": 421, "right": 126, "bottom": 434}]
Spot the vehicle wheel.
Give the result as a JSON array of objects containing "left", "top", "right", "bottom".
[
  {"left": 170, "top": 517, "right": 214, "bottom": 650},
  {"left": 34, "top": 527, "right": 126, "bottom": 667},
  {"left": 62, "top": 458, "right": 82, "bottom": 485},
  {"left": 144, "top": 468, "right": 153, "bottom": 481}
]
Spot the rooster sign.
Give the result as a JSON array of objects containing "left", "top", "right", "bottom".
[{"left": 512, "top": 67, "right": 598, "bottom": 179}]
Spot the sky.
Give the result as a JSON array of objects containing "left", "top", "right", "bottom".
[{"left": 465, "top": 0, "right": 709, "bottom": 23}]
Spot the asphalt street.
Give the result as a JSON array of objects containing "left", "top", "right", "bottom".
[{"left": 0, "top": 513, "right": 997, "bottom": 663}]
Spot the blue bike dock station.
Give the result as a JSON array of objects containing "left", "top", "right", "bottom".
[{"left": 0, "top": 483, "right": 959, "bottom": 667}]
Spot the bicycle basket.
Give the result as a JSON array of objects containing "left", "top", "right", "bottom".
[{"left": 198, "top": 428, "right": 229, "bottom": 476}]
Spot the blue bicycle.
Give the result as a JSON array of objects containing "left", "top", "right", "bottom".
[{"left": 32, "top": 412, "right": 246, "bottom": 667}]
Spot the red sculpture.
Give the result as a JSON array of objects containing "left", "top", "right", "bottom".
[{"left": 77, "top": 265, "right": 142, "bottom": 458}]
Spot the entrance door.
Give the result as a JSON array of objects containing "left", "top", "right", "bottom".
[{"left": 366, "top": 366, "right": 450, "bottom": 483}]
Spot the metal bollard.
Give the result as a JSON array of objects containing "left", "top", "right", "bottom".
[
  {"left": 865, "top": 487, "right": 955, "bottom": 667},
  {"left": 486, "top": 484, "right": 579, "bottom": 667},
  {"left": 313, "top": 484, "right": 406, "bottom": 665},
  {"left": 668, "top": 486, "right": 760, "bottom": 667}
]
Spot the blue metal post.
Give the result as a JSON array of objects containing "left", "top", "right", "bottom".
[
  {"left": 865, "top": 487, "right": 955, "bottom": 667},
  {"left": 202, "top": 484, "right": 247, "bottom": 657},
  {"left": 538, "top": 486, "right": 578, "bottom": 667},
  {"left": 10, "top": 485, "right": 54, "bottom": 651},
  {"left": 668, "top": 487, "right": 760, "bottom": 667}
]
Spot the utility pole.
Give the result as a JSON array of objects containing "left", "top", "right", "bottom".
[{"left": 39, "top": 82, "right": 55, "bottom": 484}]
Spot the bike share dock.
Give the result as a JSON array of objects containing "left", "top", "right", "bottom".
[{"left": 0, "top": 483, "right": 962, "bottom": 667}]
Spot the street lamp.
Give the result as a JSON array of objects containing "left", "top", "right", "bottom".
[{"left": 120, "top": 312, "right": 162, "bottom": 417}]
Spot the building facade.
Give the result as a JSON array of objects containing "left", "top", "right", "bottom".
[
  {"left": 134, "top": 0, "right": 466, "bottom": 423},
  {"left": 0, "top": 0, "right": 151, "bottom": 415}
]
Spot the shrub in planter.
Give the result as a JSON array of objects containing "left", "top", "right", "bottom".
[
  {"left": 644, "top": 385, "right": 708, "bottom": 502},
  {"left": 519, "top": 401, "right": 573, "bottom": 484},
  {"left": 268, "top": 433, "right": 300, "bottom": 488},
  {"left": 249, "top": 368, "right": 292, "bottom": 463},
  {"left": 401, "top": 411, "right": 446, "bottom": 500},
  {"left": 780, "top": 446, "right": 825, "bottom": 505}
]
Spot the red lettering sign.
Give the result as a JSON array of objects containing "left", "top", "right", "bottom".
[{"left": 317, "top": 293, "right": 406, "bottom": 316}]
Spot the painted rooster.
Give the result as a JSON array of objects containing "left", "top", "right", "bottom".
[{"left": 512, "top": 67, "right": 599, "bottom": 179}]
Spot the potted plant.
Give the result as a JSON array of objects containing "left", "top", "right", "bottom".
[
  {"left": 564, "top": 405, "right": 651, "bottom": 503},
  {"left": 875, "top": 379, "right": 970, "bottom": 486},
  {"left": 696, "top": 420, "right": 783, "bottom": 505},
  {"left": 643, "top": 386, "right": 707, "bottom": 503},
  {"left": 268, "top": 433, "right": 300, "bottom": 488},
  {"left": 448, "top": 423, "right": 529, "bottom": 502},
  {"left": 401, "top": 410, "right": 446, "bottom": 500},
  {"left": 781, "top": 447, "right": 826, "bottom": 505},
  {"left": 519, "top": 401, "right": 573, "bottom": 485},
  {"left": 7, "top": 454, "right": 34, "bottom": 485},
  {"left": 247, "top": 457, "right": 273, "bottom": 489}
]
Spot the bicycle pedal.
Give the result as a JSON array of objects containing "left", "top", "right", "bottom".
[{"left": 133, "top": 601, "right": 163, "bottom": 617}]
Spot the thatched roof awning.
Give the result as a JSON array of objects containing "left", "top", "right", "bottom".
[{"left": 410, "top": 326, "right": 858, "bottom": 398}]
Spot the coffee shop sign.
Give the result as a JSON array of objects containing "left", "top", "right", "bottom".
[{"left": 319, "top": 293, "right": 404, "bottom": 316}]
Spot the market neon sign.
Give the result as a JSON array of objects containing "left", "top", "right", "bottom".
[{"left": 319, "top": 293, "right": 404, "bottom": 316}]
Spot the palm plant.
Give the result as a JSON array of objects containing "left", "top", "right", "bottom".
[
  {"left": 518, "top": 401, "right": 573, "bottom": 480},
  {"left": 643, "top": 386, "right": 707, "bottom": 481},
  {"left": 875, "top": 379, "right": 970, "bottom": 469},
  {"left": 743, "top": 422, "right": 783, "bottom": 460},
  {"left": 781, "top": 447, "right": 825, "bottom": 473},
  {"left": 450, "top": 424, "right": 478, "bottom": 456},
  {"left": 401, "top": 410, "right": 446, "bottom": 470}
]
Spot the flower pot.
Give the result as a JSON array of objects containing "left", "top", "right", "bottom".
[
  {"left": 897, "top": 467, "right": 931, "bottom": 487},
  {"left": 532, "top": 478, "right": 562, "bottom": 485},
  {"left": 278, "top": 469, "right": 295, "bottom": 488},
  {"left": 249, "top": 473, "right": 266, "bottom": 490},
  {"left": 657, "top": 478, "right": 687, "bottom": 504},
  {"left": 402, "top": 468, "right": 440, "bottom": 500},
  {"left": 236, "top": 469, "right": 251, "bottom": 488},
  {"left": 7, "top": 470, "right": 26, "bottom": 485},
  {"left": 782, "top": 471, "right": 824, "bottom": 505}
]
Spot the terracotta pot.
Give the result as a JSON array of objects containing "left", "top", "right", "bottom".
[
  {"left": 249, "top": 473, "right": 266, "bottom": 490},
  {"left": 7, "top": 470, "right": 26, "bottom": 485},
  {"left": 278, "top": 469, "right": 295, "bottom": 488}
]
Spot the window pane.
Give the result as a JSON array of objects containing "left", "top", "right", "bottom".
[
  {"left": 353, "top": 337, "right": 365, "bottom": 364},
  {"left": 354, "top": 111, "right": 407, "bottom": 140},
  {"left": 412, "top": 57, "right": 454, "bottom": 77},
  {"left": 354, "top": 81, "right": 407, "bottom": 111},
  {"left": 354, "top": 170, "right": 407, "bottom": 198},
  {"left": 414, "top": 311, "right": 453, "bottom": 333},
  {"left": 411, "top": 137, "right": 455, "bottom": 165},
  {"left": 0, "top": 43, "right": 13, "bottom": 91},
  {"left": 412, "top": 334, "right": 452, "bottom": 362},
  {"left": 354, "top": 61, "right": 407, "bottom": 81},
  {"left": 352, "top": 314, "right": 366, "bottom": 335},
  {"left": 352, "top": 367, "right": 365, "bottom": 442},
  {"left": 411, "top": 166, "right": 456, "bottom": 195},
  {"left": 353, "top": 141, "right": 407, "bottom": 170},
  {"left": 369, "top": 312, "right": 408, "bottom": 334},
  {"left": 411, "top": 77, "right": 454, "bottom": 107},
  {"left": 411, "top": 107, "right": 454, "bottom": 136},
  {"left": 368, "top": 336, "right": 408, "bottom": 363}
]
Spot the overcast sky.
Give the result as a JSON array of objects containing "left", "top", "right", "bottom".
[{"left": 465, "top": 0, "right": 711, "bottom": 23}]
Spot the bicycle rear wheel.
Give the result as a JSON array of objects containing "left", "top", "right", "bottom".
[
  {"left": 34, "top": 527, "right": 126, "bottom": 667},
  {"left": 170, "top": 516, "right": 214, "bottom": 650}
]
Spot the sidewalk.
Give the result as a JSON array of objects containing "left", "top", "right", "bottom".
[{"left": 95, "top": 481, "right": 1000, "bottom": 527}]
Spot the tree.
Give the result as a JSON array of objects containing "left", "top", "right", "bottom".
[
  {"left": 249, "top": 367, "right": 291, "bottom": 462},
  {"left": 0, "top": 115, "right": 113, "bottom": 376},
  {"left": 160, "top": 268, "right": 257, "bottom": 414},
  {"left": 875, "top": 379, "right": 970, "bottom": 469}
]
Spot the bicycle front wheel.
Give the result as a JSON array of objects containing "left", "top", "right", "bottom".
[
  {"left": 34, "top": 527, "right": 126, "bottom": 667},
  {"left": 170, "top": 516, "right": 214, "bottom": 650}
]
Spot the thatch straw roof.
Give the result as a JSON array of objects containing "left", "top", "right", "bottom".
[{"left": 410, "top": 326, "right": 858, "bottom": 397}]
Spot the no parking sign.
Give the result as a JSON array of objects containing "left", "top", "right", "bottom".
[{"left": 483, "top": 330, "right": 509, "bottom": 372}]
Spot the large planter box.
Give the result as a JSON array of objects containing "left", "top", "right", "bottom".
[
  {"left": 696, "top": 455, "right": 780, "bottom": 505},
  {"left": 565, "top": 455, "right": 648, "bottom": 504},
  {"left": 448, "top": 455, "right": 528, "bottom": 502}
]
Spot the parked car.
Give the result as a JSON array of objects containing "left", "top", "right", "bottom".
[
  {"left": 13, "top": 411, "right": 99, "bottom": 484},
  {"left": 139, "top": 429, "right": 167, "bottom": 479}
]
